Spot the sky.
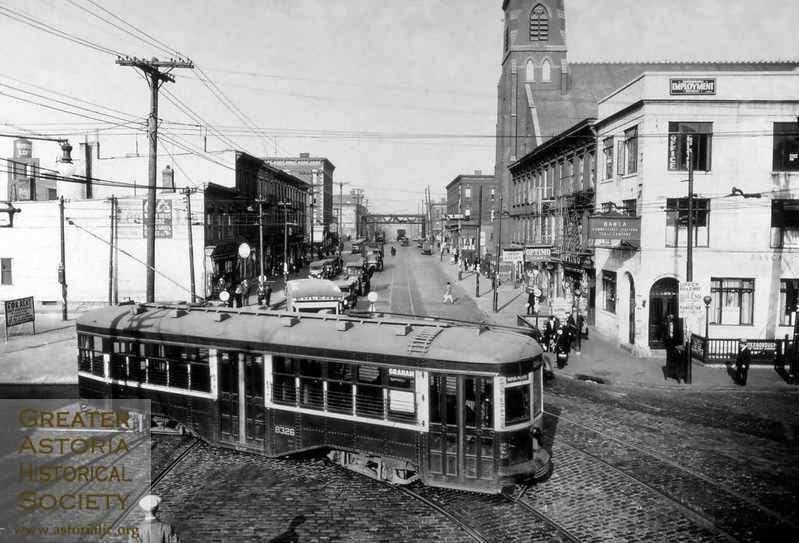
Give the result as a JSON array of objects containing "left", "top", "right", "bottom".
[{"left": 0, "top": 0, "right": 797, "bottom": 213}]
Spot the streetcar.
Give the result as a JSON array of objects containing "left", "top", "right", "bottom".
[{"left": 76, "top": 303, "right": 548, "bottom": 493}]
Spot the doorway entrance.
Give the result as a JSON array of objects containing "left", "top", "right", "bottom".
[{"left": 648, "top": 278, "right": 679, "bottom": 349}]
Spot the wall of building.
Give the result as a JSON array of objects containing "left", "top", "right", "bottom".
[{"left": 593, "top": 72, "right": 799, "bottom": 353}]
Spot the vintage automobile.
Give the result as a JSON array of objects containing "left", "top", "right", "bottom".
[
  {"left": 308, "top": 257, "right": 340, "bottom": 279},
  {"left": 365, "top": 249, "right": 383, "bottom": 272},
  {"left": 421, "top": 241, "right": 432, "bottom": 255},
  {"left": 399, "top": 237, "right": 409, "bottom": 247},
  {"left": 333, "top": 276, "right": 359, "bottom": 310},
  {"left": 343, "top": 256, "right": 368, "bottom": 295}
]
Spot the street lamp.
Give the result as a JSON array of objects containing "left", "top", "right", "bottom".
[
  {"left": 703, "top": 295, "right": 713, "bottom": 339},
  {"left": 56, "top": 141, "right": 75, "bottom": 321}
]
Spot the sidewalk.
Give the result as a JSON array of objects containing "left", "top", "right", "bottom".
[{"left": 439, "top": 259, "right": 796, "bottom": 391}]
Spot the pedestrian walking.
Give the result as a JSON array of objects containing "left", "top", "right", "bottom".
[
  {"left": 566, "top": 313, "right": 577, "bottom": 349},
  {"left": 735, "top": 338, "right": 751, "bottom": 386},
  {"left": 526, "top": 290, "right": 536, "bottom": 316},
  {"left": 555, "top": 327, "right": 571, "bottom": 368},
  {"left": 233, "top": 283, "right": 243, "bottom": 308},
  {"left": 240, "top": 278, "right": 249, "bottom": 306},
  {"left": 443, "top": 281, "right": 455, "bottom": 304}
]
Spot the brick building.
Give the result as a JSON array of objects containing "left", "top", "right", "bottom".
[
  {"left": 332, "top": 191, "right": 368, "bottom": 241},
  {"left": 264, "top": 153, "right": 335, "bottom": 249},
  {"left": 445, "top": 172, "right": 498, "bottom": 259}
]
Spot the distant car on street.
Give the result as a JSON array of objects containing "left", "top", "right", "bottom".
[
  {"left": 421, "top": 241, "right": 432, "bottom": 255},
  {"left": 399, "top": 237, "right": 409, "bottom": 247}
]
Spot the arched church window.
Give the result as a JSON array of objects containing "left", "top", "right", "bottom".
[
  {"left": 525, "top": 59, "right": 535, "bottom": 82},
  {"left": 542, "top": 59, "right": 551, "bottom": 82},
  {"left": 530, "top": 4, "right": 548, "bottom": 41}
]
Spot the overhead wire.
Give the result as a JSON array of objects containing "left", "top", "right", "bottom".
[{"left": 0, "top": 3, "right": 125, "bottom": 56}]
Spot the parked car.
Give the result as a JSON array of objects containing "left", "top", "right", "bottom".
[
  {"left": 399, "top": 237, "right": 409, "bottom": 247},
  {"left": 421, "top": 241, "right": 432, "bottom": 255}
]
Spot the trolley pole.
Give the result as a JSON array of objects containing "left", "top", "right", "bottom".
[
  {"left": 116, "top": 56, "right": 194, "bottom": 302},
  {"left": 183, "top": 188, "right": 197, "bottom": 303},
  {"left": 58, "top": 196, "right": 67, "bottom": 321}
]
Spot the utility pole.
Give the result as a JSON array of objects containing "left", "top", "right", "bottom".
[
  {"left": 58, "top": 197, "right": 67, "bottom": 321},
  {"left": 113, "top": 195, "right": 119, "bottom": 305},
  {"left": 279, "top": 201, "right": 292, "bottom": 285},
  {"left": 686, "top": 135, "right": 694, "bottom": 282},
  {"left": 108, "top": 195, "right": 115, "bottom": 305},
  {"left": 84, "top": 136, "right": 93, "bottom": 199},
  {"left": 255, "top": 194, "right": 267, "bottom": 279},
  {"left": 183, "top": 188, "right": 197, "bottom": 303},
  {"left": 475, "top": 185, "right": 483, "bottom": 298},
  {"left": 493, "top": 193, "right": 503, "bottom": 313},
  {"left": 117, "top": 56, "right": 194, "bottom": 302}
]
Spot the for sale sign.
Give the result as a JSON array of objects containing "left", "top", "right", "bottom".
[{"left": 3, "top": 296, "right": 35, "bottom": 338}]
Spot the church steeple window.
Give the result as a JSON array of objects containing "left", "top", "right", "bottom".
[
  {"left": 525, "top": 59, "right": 535, "bottom": 82},
  {"left": 530, "top": 4, "right": 549, "bottom": 41}
]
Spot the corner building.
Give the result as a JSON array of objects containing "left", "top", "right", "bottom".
[
  {"left": 592, "top": 71, "right": 799, "bottom": 355},
  {"left": 494, "top": 0, "right": 799, "bottom": 248}
]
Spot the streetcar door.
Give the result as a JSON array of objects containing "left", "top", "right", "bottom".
[
  {"left": 218, "top": 351, "right": 239, "bottom": 443},
  {"left": 426, "top": 373, "right": 463, "bottom": 487},
  {"left": 243, "top": 354, "right": 265, "bottom": 448}
]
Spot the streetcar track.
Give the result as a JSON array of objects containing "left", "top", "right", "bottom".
[
  {"left": 106, "top": 437, "right": 201, "bottom": 537},
  {"left": 386, "top": 483, "right": 490, "bottom": 543},
  {"left": 544, "top": 406, "right": 799, "bottom": 534},
  {"left": 508, "top": 485, "right": 583, "bottom": 543},
  {"left": 554, "top": 438, "right": 738, "bottom": 543}
]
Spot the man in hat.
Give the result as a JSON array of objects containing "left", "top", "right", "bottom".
[
  {"left": 735, "top": 338, "right": 751, "bottom": 386},
  {"left": 133, "top": 494, "right": 181, "bottom": 543}
]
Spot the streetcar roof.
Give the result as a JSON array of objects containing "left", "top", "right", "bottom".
[{"left": 76, "top": 304, "right": 542, "bottom": 373}]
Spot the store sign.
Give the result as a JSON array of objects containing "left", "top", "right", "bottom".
[
  {"left": 588, "top": 216, "right": 641, "bottom": 249},
  {"left": 141, "top": 199, "right": 173, "bottom": 239},
  {"left": 670, "top": 78, "right": 716, "bottom": 95},
  {"left": 524, "top": 246, "right": 551, "bottom": 262},
  {"left": 559, "top": 251, "right": 592, "bottom": 267},
  {"left": 502, "top": 249, "right": 524, "bottom": 263},
  {"left": 4, "top": 297, "right": 35, "bottom": 328}
]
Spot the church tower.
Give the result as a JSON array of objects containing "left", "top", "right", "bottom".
[{"left": 494, "top": 0, "right": 568, "bottom": 231}]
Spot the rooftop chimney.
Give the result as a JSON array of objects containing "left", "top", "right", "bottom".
[
  {"left": 161, "top": 165, "right": 175, "bottom": 193},
  {"left": 299, "top": 152, "right": 310, "bottom": 158}
]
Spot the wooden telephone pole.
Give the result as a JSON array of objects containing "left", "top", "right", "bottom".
[{"left": 116, "top": 56, "right": 194, "bottom": 302}]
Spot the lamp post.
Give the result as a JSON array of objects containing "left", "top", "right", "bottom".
[
  {"left": 703, "top": 295, "right": 712, "bottom": 339},
  {"left": 492, "top": 194, "right": 505, "bottom": 313}
]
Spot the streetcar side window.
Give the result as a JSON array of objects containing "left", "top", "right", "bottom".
[
  {"left": 387, "top": 369, "right": 415, "bottom": 422},
  {"left": 189, "top": 352, "right": 211, "bottom": 393},
  {"left": 326, "top": 362, "right": 353, "bottom": 414},
  {"left": 299, "top": 359, "right": 324, "bottom": 409},
  {"left": 505, "top": 385, "right": 531, "bottom": 425},
  {"left": 77, "top": 334, "right": 93, "bottom": 373},
  {"left": 464, "top": 377, "right": 493, "bottom": 429},
  {"left": 356, "top": 365, "right": 385, "bottom": 418},
  {"left": 272, "top": 356, "right": 297, "bottom": 406},
  {"left": 429, "top": 375, "right": 442, "bottom": 424}
]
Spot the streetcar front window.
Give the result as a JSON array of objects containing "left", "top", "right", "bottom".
[{"left": 505, "top": 385, "right": 531, "bottom": 425}]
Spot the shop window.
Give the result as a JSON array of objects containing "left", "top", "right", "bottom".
[
  {"left": 710, "top": 278, "right": 754, "bottom": 325},
  {"left": 602, "top": 270, "right": 616, "bottom": 313},
  {"left": 504, "top": 384, "right": 530, "bottom": 425},
  {"left": 625, "top": 126, "right": 638, "bottom": 174},
  {"left": 770, "top": 199, "right": 799, "bottom": 248},
  {"left": 668, "top": 122, "right": 712, "bottom": 171},
  {"left": 603, "top": 137, "right": 614, "bottom": 180},
  {"left": 665, "top": 198, "right": 709, "bottom": 247},
  {"left": 780, "top": 279, "right": 799, "bottom": 326},
  {"left": 530, "top": 4, "right": 548, "bottom": 41},
  {"left": 773, "top": 122, "right": 799, "bottom": 172},
  {"left": 1, "top": 258, "right": 12, "bottom": 285}
]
